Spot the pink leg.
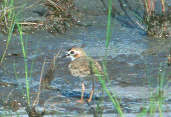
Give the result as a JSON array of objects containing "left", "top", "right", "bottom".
[
  {"left": 88, "top": 78, "right": 95, "bottom": 103},
  {"left": 88, "top": 89, "right": 94, "bottom": 103},
  {"left": 76, "top": 82, "right": 85, "bottom": 104}
]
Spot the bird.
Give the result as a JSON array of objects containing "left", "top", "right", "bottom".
[{"left": 64, "top": 47, "right": 102, "bottom": 103}]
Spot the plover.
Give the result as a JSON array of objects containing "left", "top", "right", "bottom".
[{"left": 64, "top": 47, "right": 102, "bottom": 103}]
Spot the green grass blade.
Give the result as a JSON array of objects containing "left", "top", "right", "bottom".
[
  {"left": 105, "top": 0, "right": 112, "bottom": 48},
  {"left": 17, "top": 23, "right": 30, "bottom": 105}
]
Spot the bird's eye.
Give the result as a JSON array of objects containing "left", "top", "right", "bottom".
[{"left": 70, "top": 51, "right": 74, "bottom": 54}]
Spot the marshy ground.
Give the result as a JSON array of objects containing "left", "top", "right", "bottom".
[{"left": 0, "top": 0, "right": 171, "bottom": 117}]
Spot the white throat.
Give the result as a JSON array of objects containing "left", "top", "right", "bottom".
[{"left": 69, "top": 56, "right": 76, "bottom": 61}]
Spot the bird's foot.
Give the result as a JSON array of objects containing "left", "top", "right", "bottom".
[
  {"left": 76, "top": 99, "right": 84, "bottom": 104},
  {"left": 87, "top": 98, "right": 92, "bottom": 103}
]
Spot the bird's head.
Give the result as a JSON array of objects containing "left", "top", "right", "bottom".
[{"left": 64, "top": 47, "right": 87, "bottom": 61}]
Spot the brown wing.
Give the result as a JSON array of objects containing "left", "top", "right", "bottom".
[
  {"left": 90, "top": 59, "right": 102, "bottom": 75},
  {"left": 68, "top": 57, "right": 102, "bottom": 78}
]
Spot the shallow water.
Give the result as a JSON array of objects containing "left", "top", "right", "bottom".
[{"left": 0, "top": 0, "right": 171, "bottom": 116}]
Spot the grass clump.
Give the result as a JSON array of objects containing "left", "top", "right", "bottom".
[
  {"left": 143, "top": 0, "right": 171, "bottom": 39},
  {"left": 0, "top": 0, "right": 79, "bottom": 34},
  {"left": 0, "top": 0, "right": 16, "bottom": 64},
  {"left": 111, "top": 0, "right": 170, "bottom": 39},
  {"left": 43, "top": 0, "right": 77, "bottom": 33},
  {"left": 0, "top": 0, "right": 16, "bottom": 33},
  {"left": 137, "top": 66, "right": 168, "bottom": 117}
]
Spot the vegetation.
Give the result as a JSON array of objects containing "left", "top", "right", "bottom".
[{"left": 143, "top": 0, "right": 170, "bottom": 38}]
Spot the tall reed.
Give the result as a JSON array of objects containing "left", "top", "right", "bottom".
[
  {"left": 100, "top": 0, "right": 124, "bottom": 116},
  {"left": 17, "top": 23, "right": 30, "bottom": 105},
  {"left": 105, "top": 0, "right": 112, "bottom": 48}
]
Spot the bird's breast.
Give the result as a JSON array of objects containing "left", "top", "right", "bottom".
[{"left": 68, "top": 57, "right": 102, "bottom": 78}]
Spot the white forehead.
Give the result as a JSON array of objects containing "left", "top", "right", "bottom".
[{"left": 67, "top": 49, "right": 80, "bottom": 61}]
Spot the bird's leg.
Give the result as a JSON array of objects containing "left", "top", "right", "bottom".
[
  {"left": 76, "top": 82, "right": 85, "bottom": 103},
  {"left": 88, "top": 78, "right": 95, "bottom": 103}
]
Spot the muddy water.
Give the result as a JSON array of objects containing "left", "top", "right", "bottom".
[{"left": 0, "top": 0, "right": 171, "bottom": 116}]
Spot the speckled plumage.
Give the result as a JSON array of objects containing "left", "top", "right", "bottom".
[
  {"left": 65, "top": 47, "right": 102, "bottom": 103},
  {"left": 68, "top": 56, "right": 102, "bottom": 78}
]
